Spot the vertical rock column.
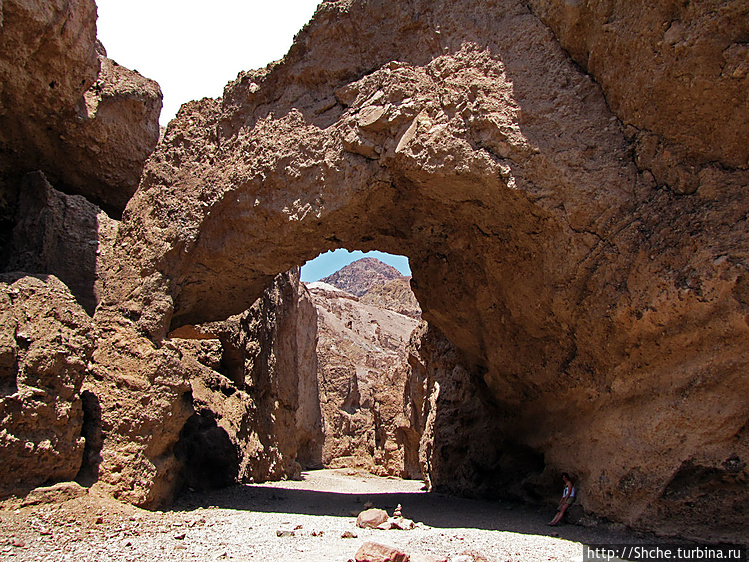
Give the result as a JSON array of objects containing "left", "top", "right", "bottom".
[{"left": 174, "top": 269, "right": 323, "bottom": 488}]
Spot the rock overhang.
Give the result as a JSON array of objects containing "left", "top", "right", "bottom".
[{"left": 73, "top": 0, "right": 749, "bottom": 542}]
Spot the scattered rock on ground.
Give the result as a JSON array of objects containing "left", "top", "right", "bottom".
[
  {"left": 356, "top": 541, "right": 410, "bottom": 562},
  {"left": 357, "top": 508, "right": 390, "bottom": 529}
]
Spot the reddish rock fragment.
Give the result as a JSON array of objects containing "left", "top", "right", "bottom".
[
  {"left": 355, "top": 542, "right": 410, "bottom": 562},
  {"left": 357, "top": 508, "right": 390, "bottom": 528}
]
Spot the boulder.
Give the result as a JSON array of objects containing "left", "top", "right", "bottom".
[
  {"left": 356, "top": 508, "right": 390, "bottom": 529},
  {"left": 355, "top": 542, "right": 410, "bottom": 562},
  {"left": 20, "top": 481, "right": 88, "bottom": 507}
]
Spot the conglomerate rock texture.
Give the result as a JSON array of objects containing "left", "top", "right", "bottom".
[
  {"left": 0, "top": 0, "right": 166, "bottom": 508},
  {"left": 0, "top": 0, "right": 746, "bottom": 545},
  {"left": 100, "top": 0, "right": 749, "bottom": 542},
  {"left": 0, "top": 274, "right": 95, "bottom": 497}
]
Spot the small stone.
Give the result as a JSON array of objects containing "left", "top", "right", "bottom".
[
  {"left": 174, "top": 532, "right": 186, "bottom": 540},
  {"left": 294, "top": 524, "right": 303, "bottom": 530},
  {"left": 357, "top": 508, "right": 389, "bottom": 528},
  {"left": 341, "top": 530, "right": 358, "bottom": 538},
  {"left": 393, "top": 504, "right": 402, "bottom": 517},
  {"left": 410, "top": 554, "right": 448, "bottom": 562},
  {"left": 355, "top": 541, "right": 410, "bottom": 562},
  {"left": 389, "top": 517, "right": 415, "bottom": 530},
  {"left": 95, "top": 516, "right": 104, "bottom": 524},
  {"left": 11, "top": 538, "right": 25, "bottom": 548},
  {"left": 276, "top": 529, "right": 295, "bottom": 537}
]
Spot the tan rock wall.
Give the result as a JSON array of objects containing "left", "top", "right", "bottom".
[
  {"left": 6, "top": 171, "right": 118, "bottom": 314},
  {"left": 310, "top": 283, "right": 420, "bottom": 477},
  {"left": 173, "top": 269, "right": 323, "bottom": 488},
  {"left": 0, "top": 0, "right": 162, "bottom": 220},
  {"left": 0, "top": 274, "right": 95, "bottom": 497},
  {"left": 0, "top": 0, "right": 746, "bottom": 543}
]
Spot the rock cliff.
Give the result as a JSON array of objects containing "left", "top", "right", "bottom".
[
  {"left": 174, "top": 269, "right": 323, "bottom": 489},
  {"left": 101, "top": 0, "right": 746, "bottom": 542},
  {"left": 360, "top": 276, "right": 421, "bottom": 320},
  {"left": 0, "top": 274, "right": 95, "bottom": 498},
  {"left": 0, "top": 0, "right": 162, "bottom": 220},
  {"left": 0, "top": 0, "right": 746, "bottom": 545},
  {"left": 308, "top": 281, "right": 420, "bottom": 477}
]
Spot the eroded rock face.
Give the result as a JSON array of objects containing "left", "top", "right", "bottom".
[
  {"left": 54, "top": 45, "right": 163, "bottom": 214},
  {"left": 408, "top": 323, "right": 548, "bottom": 501},
  {"left": 0, "top": 274, "right": 95, "bottom": 498},
  {"left": 309, "top": 282, "right": 420, "bottom": 477},
  {"left": 175, "top": 269, "right": 323, "bottom": 487},
  {"left": 72, "top": 0, "right": 749, "bottom": 541},
  {"left": 0, "top": 0, "right": 162, "bottom": 219},
  {"left": 6, "top": 171, "right": 118, "bottom": 315},
  {"left": 360, "top": 277, "right": 421, "bottom": 320},
  {"left": 80, "top": 308, "right": 194, "bottom": 508},
  {"left": 527, "top": 0, "right": 749, "bottom": 191}
]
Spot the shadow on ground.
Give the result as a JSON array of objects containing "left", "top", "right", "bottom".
[{"left": 171, "top": 479, "right": 688, "bottom": 550}]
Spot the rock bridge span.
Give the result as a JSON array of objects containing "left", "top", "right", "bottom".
[{"left": 90, "top": 0, "right": 748, "bottom": 543}]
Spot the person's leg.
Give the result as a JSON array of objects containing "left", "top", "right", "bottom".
[
  {"left": 552, "top": 503, "right": 569, "bottom": 525},
  {"left": 549, "top": 506, "right": 562, "bottom": 525}
]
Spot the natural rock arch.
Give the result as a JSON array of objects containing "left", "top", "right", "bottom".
[{"left": 97, "top": 0, "right": 748, "bottom": 541}]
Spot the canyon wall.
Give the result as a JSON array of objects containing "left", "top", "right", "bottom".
[
  {"left": 0, "top": 274, "right": 95, "bottom": 497},
  {"left": 174, "top": 269, "right": 323, "bottom": 489},
  {"left": 0, "top": 0, "right": 746, "bottom": 545},
  {"left": 100, "top": 0, "right": 746, "bottom": 542},
  {"left": 309, "top": 281, "right": 420, "bottom": 477},
  {"left": 0, "top": 0, "right": 162, "bottom": 220}
]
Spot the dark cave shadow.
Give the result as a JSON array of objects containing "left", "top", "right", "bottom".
[
  {"left": 168, "top": 481, "right": 682, "bottom": 548},
  {"left": 4, "top": 171, "right": 101, "bottom": 315}
]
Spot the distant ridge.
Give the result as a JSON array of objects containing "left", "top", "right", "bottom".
[
  {"left": 319, "top": 257, "right": 402, "bottom": 297},
  {"left": 360, "top": 276, "right": 421, "bottom": 319}
]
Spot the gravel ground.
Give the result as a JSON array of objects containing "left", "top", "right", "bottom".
[{"left": 0, "top": 469, "right": 688, "bottom": 562}]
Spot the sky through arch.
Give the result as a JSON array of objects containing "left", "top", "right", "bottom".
[{"left": 300, "top": 250, "right": 412, "bottom": 283}]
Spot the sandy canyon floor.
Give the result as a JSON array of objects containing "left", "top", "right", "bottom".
[{"left": 0, "top": 469, "right": 686, "bottom": 561}]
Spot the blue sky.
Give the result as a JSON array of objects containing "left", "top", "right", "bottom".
[{"left": 301, "top": 250, "right": 411, "bottom": 282}]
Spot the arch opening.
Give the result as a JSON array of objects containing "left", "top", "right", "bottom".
[{"left": 88, "top": 0, "right": 749, "bottom": 542}]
